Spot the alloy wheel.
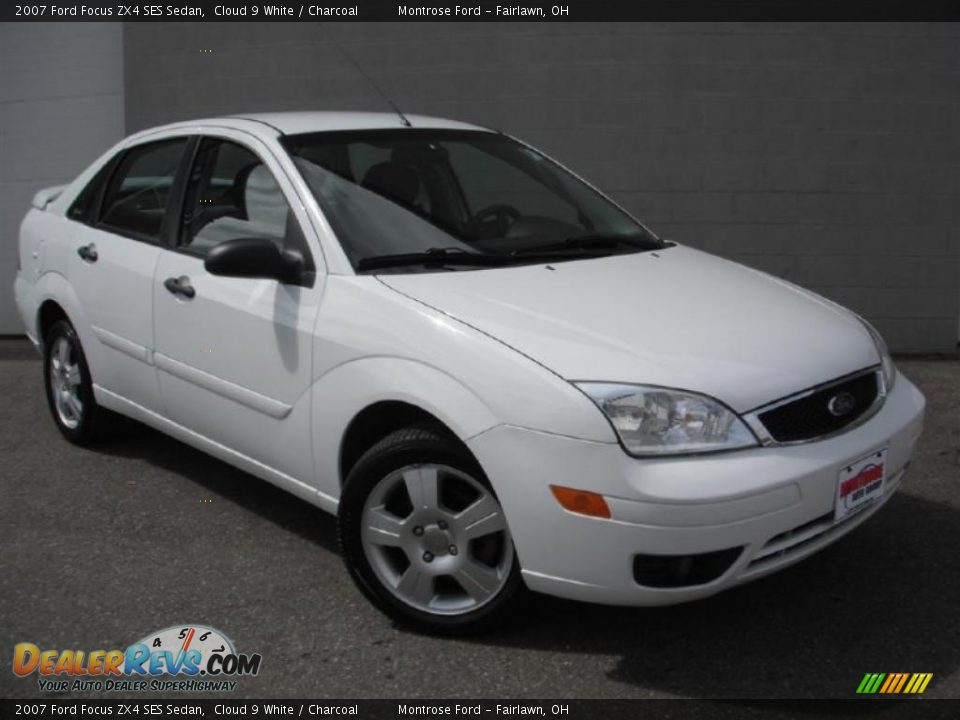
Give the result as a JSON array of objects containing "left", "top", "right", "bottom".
[
  {"left": 360, "top": 463, "right": 513, "bottom": 615},
  {"left": 48, "top": 335, "right": 84, "bottom": 430}
]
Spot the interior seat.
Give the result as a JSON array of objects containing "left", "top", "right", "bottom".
[
  {"left": 361, "top": 161, "right": 421, "bottom": 209},
  {"left": 189, "top": 164, "right": 288, "bottom": 253}
]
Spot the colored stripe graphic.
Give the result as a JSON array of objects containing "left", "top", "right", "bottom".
[
  {"left": 879, "top": 674, "right": 896, "bottom": 693},
  {"left": 861, "top": 673, "right": 882, "bottom": 693},
  {"left": 892, "top": 673, "right": 910, "bottom": 693},
  {"left": 857, "top": 673, "right": 933, "bottom": 694}
]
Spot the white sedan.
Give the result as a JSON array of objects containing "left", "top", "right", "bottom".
[{"left": 13, "top": 112, "right": 925, "bottom": 633}]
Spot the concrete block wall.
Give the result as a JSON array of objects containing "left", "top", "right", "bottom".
[
  {"left": 118, "top": 22, "right": 958, "bottom": 352},
  {"left": 0, "top": 23, "right": 125, "bottom": 334}
]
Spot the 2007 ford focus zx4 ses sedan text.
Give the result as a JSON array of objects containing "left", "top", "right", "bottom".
[{"left": 14, "top": 112, "right": 925, "bottom": 633}]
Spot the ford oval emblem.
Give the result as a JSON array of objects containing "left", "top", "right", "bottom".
[{"left": 827, "top": 391, "right": 856, "bottom": 417}]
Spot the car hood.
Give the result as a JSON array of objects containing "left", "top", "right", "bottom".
[{"left": 377, "top": 245, "right": 879, "bottom": 412}]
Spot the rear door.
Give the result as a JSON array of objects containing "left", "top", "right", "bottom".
[
  {"left": 69, "top": 136, "right": 190, "bottom": 411},
  {"left": 151, "top": 131, "right": 323, "bottom": 486}
]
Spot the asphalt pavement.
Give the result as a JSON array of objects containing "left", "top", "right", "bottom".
[{"left": 1, "top": 338, "right": 957, "bottom": 700}]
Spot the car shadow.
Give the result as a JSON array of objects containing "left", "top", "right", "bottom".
[
  {"left": 93, "top": 415, "right": 340, "bottom": 555},
  {"left": 93, "top": 415, "right": 957, "bottom": 701},
  {"left": 471, "top": 490, "right": 960, "bottom": 700}
]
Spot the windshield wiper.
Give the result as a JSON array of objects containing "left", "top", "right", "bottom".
[
  {"left": 356, "top": 237, "right": 664, "bottom": 272},
  {"left": 513, "top": 233, "right": 665, "bottom": 255},
  {"left": 357, "top": 247, "right": 519, "bottom": 272}
]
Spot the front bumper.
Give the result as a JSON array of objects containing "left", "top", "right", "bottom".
[{"left": 467, "top": 374, "right": 925, "bottom": 606}]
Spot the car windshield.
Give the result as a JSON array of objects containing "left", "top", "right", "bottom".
[{"left": 281, "top": 129, "right": 662, "bottom": 273}]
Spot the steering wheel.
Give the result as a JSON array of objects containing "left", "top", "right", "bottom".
[{"left": 468, "top": 203, "right": 522, "bottom": 238}]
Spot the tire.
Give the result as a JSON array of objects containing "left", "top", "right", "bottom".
[
  {"left": 338, "top": 425, "right": 525, "bottom": 635},
  {"left": 43, "top": 319, "right": 111, "bottom": 445}
]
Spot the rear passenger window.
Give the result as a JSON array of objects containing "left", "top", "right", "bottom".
[{"left": 98, "top": 139, "right": 187, "bottom": 241}]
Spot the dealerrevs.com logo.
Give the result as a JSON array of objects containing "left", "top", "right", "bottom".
[{"left": 13, "top": 625, "right": 262, "bottom": 693}]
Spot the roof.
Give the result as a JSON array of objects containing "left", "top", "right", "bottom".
[
  {"left": 229, "top": 111, "right": 490, "bottom": 135},
  {"left": 121, "top": 112, "right": 495, "bottom": 157}
]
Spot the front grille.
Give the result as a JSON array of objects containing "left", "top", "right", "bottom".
[
  {"left": 750, "top": 511, "right": 835, "bottom": 568},
  {"left": 745, "top": 465, "right": 906, "bottom": 573},
  {"left": 757, "top": 370, "right": 879, "bottom": 443}
]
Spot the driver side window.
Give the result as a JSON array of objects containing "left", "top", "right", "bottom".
[
  {"left": 446, "top": 143, "right": 577, "bottom": 224},
  {"left": 180, "top": 138, "right": 305, "bottom": 258}
]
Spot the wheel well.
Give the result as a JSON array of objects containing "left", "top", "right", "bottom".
[
  {"left": 339, "top": 401, "right": 457, "bottom": 485},
  {"left": 37, "top": 300, "right": 69, "bottom": 345}
]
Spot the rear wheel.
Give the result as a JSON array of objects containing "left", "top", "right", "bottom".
[
  {"left": 338, "top": 425, "right": 524, "bottom": 634},
  {"left": 43, "top": 320, "right": 110, "bottom": 444}
]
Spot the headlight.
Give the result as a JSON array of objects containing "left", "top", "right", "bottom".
[
  {"left": 858, "top": 318, "right": 896, "bottom": 393},
  {"left": 575, "top": 383, "right": 758, "bottom": 456}
]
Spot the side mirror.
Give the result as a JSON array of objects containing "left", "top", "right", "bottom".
[{"left": 204, "top": 238, "right": 303, "bottom": 284}]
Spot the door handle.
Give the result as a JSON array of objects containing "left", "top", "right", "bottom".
[
  {"left": 77, "top": 243, "right": 98, "bottom": 263},
  {"left": 163, "top": 275, "right": 196, "bottom": 299}
]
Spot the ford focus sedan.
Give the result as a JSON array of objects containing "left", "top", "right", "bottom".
[{"left": 13, "top": 112, "right": 925, "bottom": 633}]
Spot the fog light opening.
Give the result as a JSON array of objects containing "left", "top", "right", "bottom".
[{"left": 632, "top": 547, "right": 744, "bottom": 588}]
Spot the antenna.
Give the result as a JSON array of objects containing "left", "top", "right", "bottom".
[{"left": 326, "top": 34, "right": 412, "bottom": 128}]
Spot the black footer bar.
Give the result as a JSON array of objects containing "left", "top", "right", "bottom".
[
  {"left": 2, "top": 699, "right": 958, "bottom": 720},
  {"left": 5, "top": 1, "right": 960, "bottom": 22}
]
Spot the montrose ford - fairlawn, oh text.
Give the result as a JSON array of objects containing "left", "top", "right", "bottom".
[
  {"left": 397, "top": 706, "right": 564, "bottom": 716},
  {"left": 399, "top": 5, "right": 563, "bottom": 15}
]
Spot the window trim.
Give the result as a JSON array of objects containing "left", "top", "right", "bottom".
[
  {"left": 92, "top": 136, "right": 194, "bottom": 247},
  {"left": 174, "top": 135, "right": 230, "bottom": 259},
  {"left": 67, "top": 155, "right": 119, "bottom": 226},
  {"left": 165, "top": 136, "right": 201, "bottom": 251}
]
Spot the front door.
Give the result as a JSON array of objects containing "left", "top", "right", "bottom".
[{"left": 151, "top": 132, "right": 323, "bottom": 487}]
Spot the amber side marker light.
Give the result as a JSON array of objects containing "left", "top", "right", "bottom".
[{"left": 550, "top": 485, "right": 612, "bottom": 519}]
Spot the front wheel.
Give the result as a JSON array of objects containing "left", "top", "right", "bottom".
[{"left": 338, "top": 426, "right": 525, "bottom": 635}]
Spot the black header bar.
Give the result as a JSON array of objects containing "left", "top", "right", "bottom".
[{"left": 4, "top": 1, "right": 960, "bottom": 22}]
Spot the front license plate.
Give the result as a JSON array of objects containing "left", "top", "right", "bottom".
[{"left": 836, "top": 448, "right": 887, "bottom": 521}]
